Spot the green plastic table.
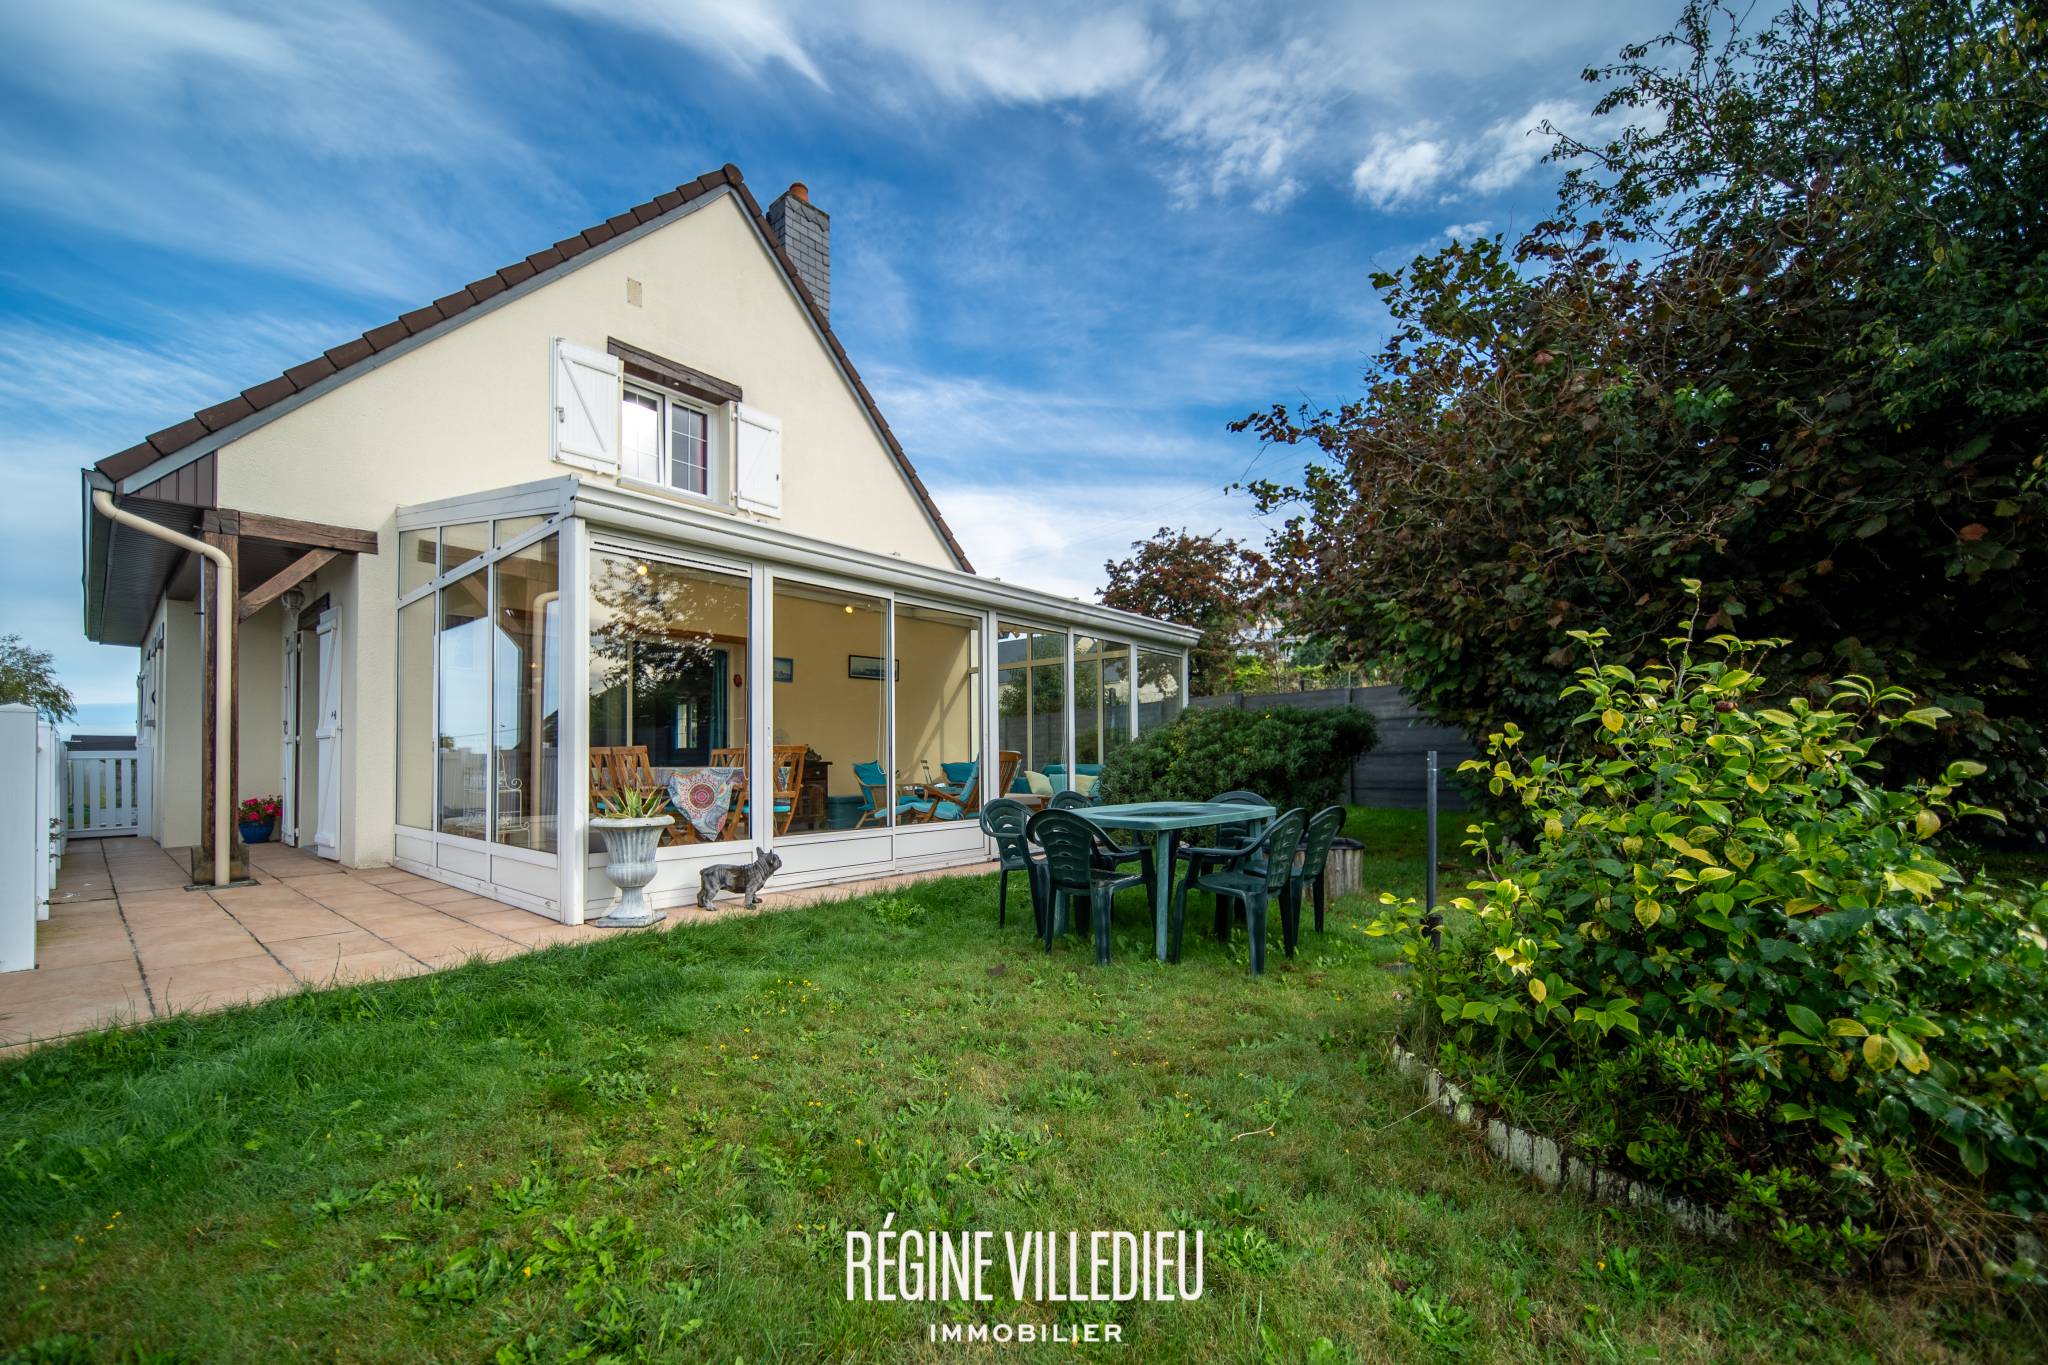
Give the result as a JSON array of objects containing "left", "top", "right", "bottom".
[{"left": 1082, "top": 801, "right": 1277, "bottom": 961}]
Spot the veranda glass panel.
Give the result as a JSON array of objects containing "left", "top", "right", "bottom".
[
  {"left": 1137, "top": 649, "right": 1184, "bottom": 734},
  {"left": 997, "top": 624, "right": 1066, "bottom": 791},
  {"left": 493, "top": 533, "right": 560, "bottom": 852},
  {"left": 441, "top": 521, "right": 488, "bottom": 576},
  {"left": 894, "top": 605, "right": 981, "bottom": 821},
  {"left": 588, "top": 552, "right": 751, "bottom": 844},
  {"left": 398, "top": 529, "right": 435, "bottom": 596},
  {"left": 395, "top": 596, "right": 434, "bottom": 829},
  {"left": 774, "top": 582, "right": 886, "bottom": 834},
  {"left": 435, "top": 570, "right": 491, "bottom": 839},
  {"left": 1074, "top": 637, "right": 1131, "bottom": 770},
  {"left": 494, "top": 515, "right": 546, "bottom": 546}
]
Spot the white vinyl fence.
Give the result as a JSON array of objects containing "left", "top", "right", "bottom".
[
  {"left": 1, "top": 704, "right": 66, "bottom": 972},
  {"left": 66, "top": 750, "right": 149, "bottom": 839}
]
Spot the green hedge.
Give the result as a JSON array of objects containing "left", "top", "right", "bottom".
[
  {"left": 1369, "top": 599, "right": 2048, "bottom": 1277},
  {"left": 1097, "top": 704, "right": 1377, "bottom": 814}
]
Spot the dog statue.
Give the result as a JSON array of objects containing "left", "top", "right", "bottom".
[{"left": 698, "top": 847, "right": 783, "bottom": 910}]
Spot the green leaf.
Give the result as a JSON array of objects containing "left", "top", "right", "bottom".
[
  {"left": 1890, "top": 1017, "right": 1944, "bottom": 1039},
  {"left": 1903, "top": 707, "right": 1949, "bottom": 728},
  {"left": 1826, "top": 1018, "right": 1868, "bottom": 1037},
  {"left": 1777, "top": 1031, "right": 1825, "bottom": 1047},
  {"left": 1696, "top": 911, "right": 1735, "bottom": 933},
  {"left": 1779, "top": 1103, "right": 1814, "bottom": 1122},
  {"left": 1785, "top": 1004, "right": 1824, "bottom": 1039}
]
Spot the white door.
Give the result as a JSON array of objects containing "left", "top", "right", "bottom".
[
  {"left": 313, "top": 609, "right": 341, "bottom": 860},
  {"left": 280, "top": 627, "right": 302, "bottom": 846}
]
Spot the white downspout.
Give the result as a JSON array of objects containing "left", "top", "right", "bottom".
[{"left": 93, "top": 490, "right": 234, "bottom": 886}]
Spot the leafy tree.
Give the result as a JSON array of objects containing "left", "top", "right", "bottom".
[
  {"left": 1099, "top": 527, "right": 1271, "bottom": 696},
  {"left": 0, "top": 635, "right": 77, "bottom": 724},
  {"left": 1238, "top": 0, "right": 2047, "bottom": 833}
]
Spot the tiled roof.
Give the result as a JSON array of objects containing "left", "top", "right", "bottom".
[{"left": 95, "top": 163, "right": 972, "bottom": 573}]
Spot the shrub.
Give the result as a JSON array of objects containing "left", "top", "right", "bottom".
[
  {"left": 1368, "top": 593, "right": 2048, "bottom": 1270},
  {"left": 1096, "top": 704, "right": 1377, "bottom": 813}
]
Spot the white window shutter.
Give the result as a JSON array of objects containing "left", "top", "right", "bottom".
[
  {"left": 551, "top": 338, "right": 620, "bottom": 470},
  {"left": 734, "top": 403, "right": 783, "bottom": 515}
]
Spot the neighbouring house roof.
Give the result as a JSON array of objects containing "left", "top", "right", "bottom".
[{"left": 89, "top": 161, "right": 972, "bottom": 570}]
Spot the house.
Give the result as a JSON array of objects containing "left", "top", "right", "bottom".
[{"left": 81, "top": 164, "right": 1194, "bottom": 922}]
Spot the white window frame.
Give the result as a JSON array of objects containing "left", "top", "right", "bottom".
[{"left": 619, "top": 380, "right": 724, "bottom": 508}]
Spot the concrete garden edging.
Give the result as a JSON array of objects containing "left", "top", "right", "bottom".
[{"left": 1390, "top": 1041, "right": 1738, "bottom": 1241}]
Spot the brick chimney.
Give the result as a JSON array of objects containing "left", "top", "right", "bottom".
[{"left": 766, "top": 182, "right": 830, "bottom": 321}]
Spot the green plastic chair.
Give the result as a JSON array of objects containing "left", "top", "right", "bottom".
[
  {"left": 1297, "top": 806, "right": 1349, "bottom": 935},
  {"left": 1025, "top": 808, "right": 1147, "bottom": 965},
  {"left": 978, "top": 797, "right": 1045, "bottom": 931},
  {"left": 1174, "top": 789, "right": 1270, "bottom": 882},
  {"left": 1047, "top": 789, "right": 1093, "bottom": 811},
  {"left": 1172, "top": 808, "right": 1308, "bottom": 974}
]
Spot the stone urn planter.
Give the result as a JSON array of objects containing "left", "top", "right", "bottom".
[{"left": 588, "top": 815, "right": 672, "bottom": 927}]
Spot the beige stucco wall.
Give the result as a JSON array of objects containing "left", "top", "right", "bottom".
[
  {"left": 145, "top": 599, "right": 203, "bottom": 849},
  {"left": 207, "top": 189, "right": 954, "bottom": 867},
  {"left": 238, "top": 605, "right": 282, "bottom": 823}
]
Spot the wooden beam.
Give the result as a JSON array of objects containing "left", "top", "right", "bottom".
[
  {"left": 238, "top": 547, "right": 339, "bottom": 621},
  {"left": 204, "top": 507, "right": 378, "bottom": 556}
]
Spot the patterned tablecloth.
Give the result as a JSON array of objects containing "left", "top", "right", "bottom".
[{"left": 656, "top": 766, "right": 745, "bottom": 841}]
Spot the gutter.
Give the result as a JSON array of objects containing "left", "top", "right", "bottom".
[{"left": 90, "top": 490, "right": 233, "bottom": 886}]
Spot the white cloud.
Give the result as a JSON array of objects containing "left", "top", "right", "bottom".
[
  {"left": 1441, "top": 220, "right": 1494, "bottom": 240},
  {"left": 1468, "top": 98, "right": 1590, "bottom": 193},
  {"left": 1349, "top": 98, "right": 1599, "bottom": 208},
  {"left": 1351, "top": 129, "right": 1456, "bottom": 207}
]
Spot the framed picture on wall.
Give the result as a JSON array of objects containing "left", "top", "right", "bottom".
[
  {"left": 847, "top": 655, "right": 900, "bottom": 681},
  {"left": 773, "top": 657, "right": 794, "bottom": 683}
]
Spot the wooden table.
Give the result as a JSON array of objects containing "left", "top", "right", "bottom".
[{"left": 1083, "top": 801, "right": 1277, "bottom": 961}]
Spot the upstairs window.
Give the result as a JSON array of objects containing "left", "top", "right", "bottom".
[{"left": 621, "top": 383, "right": 715, "bottom": 499}]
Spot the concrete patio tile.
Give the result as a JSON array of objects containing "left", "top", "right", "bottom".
[
  {"left": 353, "top": 868, "right": 434, "bottom": 887},
  {"left": 378, "top": 926, "right": 512, "bottom": 958},
  {"left": 410, "top": 939, "right": 526, "bottom": 968},
  {"left": 493, "top": 920, "right": 610, "bottom": 948},
  {"left": 408, "top": 886, "right": 496, "bottom": 905},
  {"left": 307, "top": 887, "right": 419, "bottom": 910},
  {"left": 0, "top": 956, "right": 149, "bottom": 1007},
  {"left": 34, "top": 921, "right": 138, "bottom": 971},
  {"left": 0, "top": 993, "right": 152, "bottom": 1047},
  {"left": 336, "top": 906, "right": 464, "bottom": 935},
  {"left": 461, "top": 908, "right": 558, "bottom": 935},
  {"left": 209, "top": 896, "right": 321, "bottom": 921},
  {"left": 268, "top": 863, "right": 354, "bottom": 881},
  {"left": 428, "top": 899, "right": 518, "bottom": 925},
  {"left": 312, "top": 950, "right": 433, "bottom": 986},
  {"left": 134, "top": 930, "right": 270, "bottom": 972},
  {"left": 268, "top": 930, "right": 414, "bottom": 971},
  {"left": 225, "top": 907, "right": 356, "bottom": 942},
  {"left": 153, "top": 954, "right": 298, "bottom": 1013}
]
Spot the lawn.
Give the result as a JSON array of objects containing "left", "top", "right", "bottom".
[{"left": 0, "top": 809, "right": 2033, "bottom": 1363}]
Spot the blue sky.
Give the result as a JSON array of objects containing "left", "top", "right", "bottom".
[{"left": 0, "top": 0, "right": 1676, "bottom": 734}]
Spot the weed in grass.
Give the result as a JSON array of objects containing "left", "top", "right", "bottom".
[
  {"left": 1396, "top": 1287, "right": 1477, "bottom": 1354},
  {"left": 871, "top": 895, "right": 925, "bottom": 928}
]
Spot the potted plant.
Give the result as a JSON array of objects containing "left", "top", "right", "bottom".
[
  {"left": 237, "top": 795, "right": 282, "bottom": 845},
  {"left": 588, "top": 787, "right": 674, "bottom": 927}
]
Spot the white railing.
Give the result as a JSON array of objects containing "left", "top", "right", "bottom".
[
  {"left": 2, "top": 704, "right": 65, "bottom": 971},
  {"left": 66, "top": 750, "right": 149, "bottom": 839}
]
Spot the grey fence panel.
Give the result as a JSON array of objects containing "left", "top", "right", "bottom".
[{"left": 1191, "top": 684, "right": 1475, "bottom": 811}]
